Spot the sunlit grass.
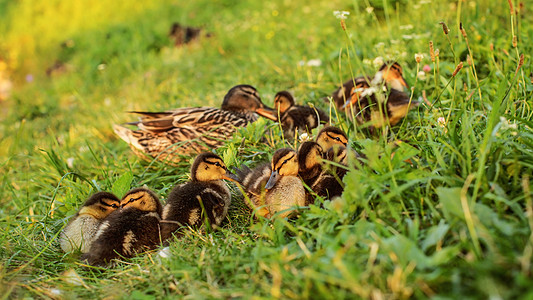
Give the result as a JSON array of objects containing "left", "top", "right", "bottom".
[{"left": 0, "top": 0, "right": 532, "bottom": 298}]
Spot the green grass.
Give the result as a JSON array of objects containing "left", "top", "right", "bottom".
[{"left": 1, "top": 0, "right": 532, "bottom": 298}]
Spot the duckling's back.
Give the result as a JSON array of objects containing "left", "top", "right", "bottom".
[
  {"left": 81, "top": 208, "right": 161, "bottom": 266},
  {"left": 60, "top": 215, "right": 101, "bottom": 253}
]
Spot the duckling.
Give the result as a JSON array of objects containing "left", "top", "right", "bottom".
[
  {"left": 114, "top": 84, "right": 276, "bottom": 164},
  {"left": 81, "top": 187, "right": 163, "bottom": 266},
  {"left": 272, "top": 91, "right": 329, "bottom": 136},
  {"left": 343, "top": 62, "right": 417, "bottom": 128},
  {"left": 297, "top": 142, "right": 344, "bottom": 205},
  {"left": 330, "top": 76, "right": 370, "bottom": 111},
  {"left": 315, "top": 126, "right": 347, "bottom": 152},
  {"left": 59, "top": 192, "right": 121, "bottom": 253},
  {"left": 160, "top": 152, "right": 238, "bottom": 241},
  {"left": 235, "top": 148, "right": 305, "bottom": 218}
]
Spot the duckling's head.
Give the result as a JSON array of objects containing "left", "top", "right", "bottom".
[
  {"left": 316, "top": 126, "right": 348, "bottom": 152},
  {"left": 325, "top": 145, "right": 348, "bottom": 165},
  {"left": 265, "top": 148, "right": 299, "bottom": 189},
  {"left": 120, "top": 187, "right": 162, "bottom": 215},
  {"left": 190, "top": 152, "right": 239, "bottom": 182},
  {"left": 273, "top": 91, "right": 295, "bottom": 115},
  {"left": 298, "top": 141, "right": 324, "bottom": 178},
  {"left": 221, "top": 84, "right": 276, "bottom": 120},
  {"left": 378, "top": 62, "right": 409, "bottom": 91},
  {"left": 78, "top": 192, "right": 121, "bottom": 219}
]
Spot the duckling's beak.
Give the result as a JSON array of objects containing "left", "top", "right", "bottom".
[
  {"left": 265, "top": 170, "right": 280, "bottom": 190},
  {"left": 341, "top": 96, "right": 358, "bottom": 110},
  {"left": 398, "top": 76, "right": 409, "bottom": 90},
  {"left": 222, "top": 171, "right": 240, "bottom": 183},
  {"left": 255, "top": 107, "right": 278, "bottom": 121}
]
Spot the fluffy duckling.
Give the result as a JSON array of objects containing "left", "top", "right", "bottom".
[
  {"left": 114, "top": 84, "right": 276, "bottom": 164},
  {"left": 297, "top": 142, "right": 344, "bottom": 205},
  {"left": 315, "top": 126, "right": 348, "bottom": 153},
  {"left": 331, "top": 76, "right": 370, "bottom": 111},
  {"left": 236, "top": 148, "right": 305, "bottom": 218},
  {"left": 271, "top": 91, "right": 329, "bottom": 136},
  {"left": 161, "top": 152, "right": 238, "bottom": 241},
  {"left": 60, "top": 192, "right": 121, "bottom": 253},
  {"left": 343, "top": 62, "right": 418, "bottom": 128},
  {"left": 81, "top": 187, "right": 163, "bottom": 266}
]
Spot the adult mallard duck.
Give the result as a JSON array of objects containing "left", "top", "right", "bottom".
[{"left": 114, "top": 85, "right": 276, "bottom": 164}]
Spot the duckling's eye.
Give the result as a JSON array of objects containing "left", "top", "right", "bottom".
[
  {"left": 111, "top": 204, "right": 118, "bottom": 208},
  {"left": 215, "top": 162, "right": 222, "bottom": 167}
]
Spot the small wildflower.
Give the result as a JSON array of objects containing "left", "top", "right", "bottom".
[
  {"left": 418, "top": 71, "right": 427, "bottom": 81},
  {"left": 97, "top": 64, "right": 106, "bottom": 71},
  {"left": 306, "top": 59, "right": 322, "bottom": 67},
  {"left": 452, "top": 62, "right": 463, "bottom": 77},
  {"left": 415, "top": 53, "right": 423, "bottom": 63},
  {"left": 25, "top": 74, "right": 34, "bottom": 82},
  {"left": 373, "top": 56, "right": 384, "bottom": 67},
  {"left": 67, "top": 158, "right": 74, "bottom": 168},
  {"left": 429, "top": 41, "right": 435, "bottom": 62},
  {"left": 435, "top": 49, "right": 440, "bottom": 58},
  {"left": 299, "top": 132, "right": 312, "bottom": 142},
  {"left": 333, "top": 11, "right": 350, "bottom": 20},
  {"left": 362, "top": 58, "right": 372, "bottom": 66},
  {"left": 365, "top": 7, "right": 374, "bottom": 14},
  {"left": 399, "top": 24, "right": 414, "bottom": 30},
  {"left": 440, "top": 22, "right": 449, "bottom": 35},
  {"left": 423, "top": 64, "right": 431, "bottom": 72},
  {"left": 437, "top": 117, "right": 446, "bottom": 127},
  {"left": 158, "top": 247, "right": 172, "bottom": 259}
]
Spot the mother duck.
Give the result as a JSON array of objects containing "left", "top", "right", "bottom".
[{"left": 114, "top": 84, "right": 276, "bottom": 164}]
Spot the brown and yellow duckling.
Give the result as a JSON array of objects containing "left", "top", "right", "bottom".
[
  {"left": 235, "top": 148, "right": 305, "bottom": 218},
  {"left": 160, "top": 152, "right": 238, "bottom": 241},
  {"left": 81, "top": 187, "right": 163, "bottom": 266},
  {"left": 269, "top": 91, "right": 329, "bottom": 136},
  {"left": 60, "top": 192, "right": 121, "bottom": 253},
  {"left": 114, "top": 84, "right": 276, "bottom": 164},
  {"left": 342, "top": 62, "right": 417, "bottom": 128},
  {"left": 297, "top": 141, "right": 344, "bottom": 205}
]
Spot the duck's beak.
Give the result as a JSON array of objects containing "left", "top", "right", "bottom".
[
  {"left": 256, "top": 106, "right": 278, "bottom": 121},
  {"left": 222, "top": 171, "right": 240, "bottom": 183},
  {"left": 265, "top": 170, "right": 280, "bottom": 190},
  {"left": 341, "top": 94, "right": 359, "bottom": 110}
]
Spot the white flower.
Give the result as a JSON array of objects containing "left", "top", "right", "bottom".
[
  {"left": 373, "top": 57, "right": 384, "bottom": 67},
  {"left": 333, "top": 11, "right": 350, "bottom": 20},
  {"left": 67, "top": 158, "right": 75, "bottom": 168},
  {"left": 417, "top": 71, "right": 427, "bottom": 81},
  {"left": 299, "top": 133, "right": 311, "bottom": 142},
  {"left": 415, "top": 53, "right": 424, "bottom": 63},
  {"left": 158, "top": 246, "right": 172, "bottom": 259},
  {"left": 365, "top": 7, "right": 374, "bottom": 14},
  {"left": 400, "top": 24, "right": 414, "bottom": 30},
  {"left": 437, "top": 117, "right": 446, "bottom": 127},
  {"left": 306, "top": 59, "right": 322, "bottom": 67}
]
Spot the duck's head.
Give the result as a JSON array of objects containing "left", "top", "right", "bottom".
[
  {"left": 298, "top": 141, "right": 324, "bottom": 178},
  {"left": 221, "top": 84, "right": 276, "bottom": 120},
  {"left": 265, "top": 148, "right": 299, "bottom": 190},
  {"left": 78, "top": 192, "right": 121, "bottom": 219},
  {"left": 341, "top": 78, "right": 371, "bottom": 109},
  {"left": 316, "top": 126, "right": 348, "bottom": 152},
  {"left": 190, "top": 152, "right": 239, "bottom": 183},
  {"left": 378, "top": 62, "right": 409, "bottom": 91},
  {"left": 273, "top": 91, "right": 295, "bottom": 115},
  {"left": 120, "top": 187, "right": 162, "bottom": 215}
]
